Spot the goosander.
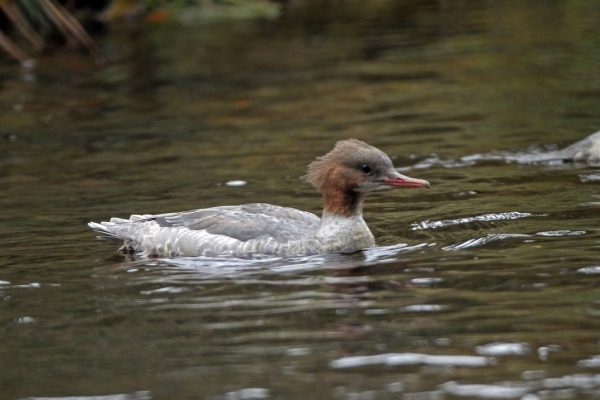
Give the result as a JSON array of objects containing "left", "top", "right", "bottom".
[
  {"left": 547, "top": 130, "right": 600, "bottom": 163},
  {"left": 89, "top": 139, "right": 430, "bottom": 258},
  {"left": 497, "top": 130, "right": 600, "bottom": 164}
]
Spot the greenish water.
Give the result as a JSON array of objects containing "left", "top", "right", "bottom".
[{"left": 1, "top": 2, "right": 600, "bottom": 399}]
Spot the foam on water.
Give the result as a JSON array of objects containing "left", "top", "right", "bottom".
[
  {"left": 440, "top": 381, "right": 530, "bottom": 399},
  {"left": 475, "top": 342, "right": 531, "bottom": 356},
  {"left": 411, "top": 212, "right": 536, "bottom": 231},
  {"left": 330, "top": 353, "right": 494, "bottom": 369}
]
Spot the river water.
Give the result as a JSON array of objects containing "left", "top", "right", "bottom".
[{"left": 1, "top": 2, "right": 600, "bottom": 399}]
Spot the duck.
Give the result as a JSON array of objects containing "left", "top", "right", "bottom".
[
  {"left": 491, "top": 131, "right": 600, "bottom": 164},
  {"left": 541, "top": 130, "right": 600, "bottom": 163},
  {"left": 88, "top": 139, "right": 430, "bottom": 258}
]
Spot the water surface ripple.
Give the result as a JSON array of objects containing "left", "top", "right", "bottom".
[{"left": 2, "top": 2, "right": 600, "bottom": 399}]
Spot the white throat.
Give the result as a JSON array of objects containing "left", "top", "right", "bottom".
[{"left": 318, "top": 211, "right": 375, "bottom": 253}]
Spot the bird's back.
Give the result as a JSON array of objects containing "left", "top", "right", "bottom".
[{"left": 89, "top": 203, "right": 321, "bottom": 257}]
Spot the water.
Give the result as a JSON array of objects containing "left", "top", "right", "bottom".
[{"left": 2, "top": 2, "right": 600, "bottom": 399}]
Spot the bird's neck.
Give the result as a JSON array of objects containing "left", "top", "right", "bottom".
[
  {"left": 319, "top": 204, "right": 375, "bottom": 252},
  {"left": 321, "top": 187, "right": 364, "bottom": 218}
]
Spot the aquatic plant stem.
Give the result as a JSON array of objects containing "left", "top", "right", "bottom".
[
  {"left": 37, "top": 0, "right": 98, "bottom": 56},
  {"left": 0, "top": 1, "right": 44, "bottom": 51},
  {"left": 0, "top": 30, "right": 29, "bottom": 64}
]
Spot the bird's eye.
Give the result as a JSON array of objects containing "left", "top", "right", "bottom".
[{"left": 360, "top": 164, "right": 372, "bottom": 174}]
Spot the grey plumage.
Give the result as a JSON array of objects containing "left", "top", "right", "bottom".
[
  {"left": 559, "top": 131, "right": 600, "bottom": 162},
  {"left": 89, "top": 203, "right": 327, "bottom": 257},
  {"left": 156, "top": 204, "right": 319, "bottom": 242},
  {"left": 89, "top": 139, "right": 430, "bottom": 258},
  {"left": 508, "top": 131, "right": 600, "bottom": 163}
]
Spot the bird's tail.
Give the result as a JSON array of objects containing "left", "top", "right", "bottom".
[{"left": 88, "top": 218, "right": 129, "bottom": 242}]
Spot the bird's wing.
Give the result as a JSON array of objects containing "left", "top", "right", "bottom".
[{"left": 152, "top": 203, "right": 320, "bottom": 242}]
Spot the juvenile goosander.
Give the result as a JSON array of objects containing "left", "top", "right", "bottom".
[
  {"left": 89, "top": 139, "right": 430, "bottom": 258},
  {"left": 546, "top": 130, "right": 600, "bottom": 163},
  {"left": 495, "top": 130, "right": 600, "bottom": 164}
]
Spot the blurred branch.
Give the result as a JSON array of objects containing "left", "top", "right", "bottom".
[
  {"left": 0, "top": 1, "right": 44, "bottom": 51},
  {"left": 37, "top": 0, "right": 97, "bottom": 55},
  {"left": 0, "top": 0, "right": 281, "bottom": 65},
  {"left": 0, "top": 29, "right": 29, "bottom": 64},
  {"left": 0, "top": 0, "right": 98, "bottom": 64}
]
